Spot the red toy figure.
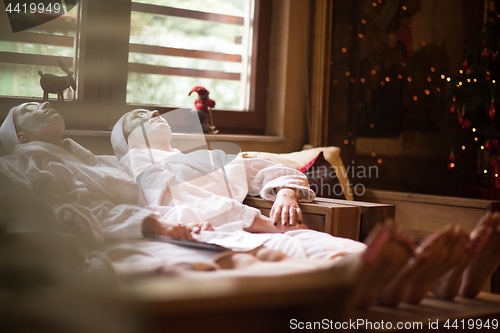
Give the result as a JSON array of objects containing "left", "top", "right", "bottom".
[{"left": 189, "top": 86, "right": 218, "bottom": 134}]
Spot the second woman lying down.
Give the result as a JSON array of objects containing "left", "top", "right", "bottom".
[{"left": 111, "top": 109, "right": 367, "bottom": 259}]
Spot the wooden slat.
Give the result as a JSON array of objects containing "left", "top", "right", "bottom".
[
  {"left": 358, "top": 190, "right": 500, "bottom": 240},
  {"left": 371, "top": 199, "right": 485, "bottom": 237},
  {"left": 129, "top": 43, "right": 241, "bottom": 62},
  {"left": 314, "top": 197, "right": 393, "bottom": 208},
  {"left": 128, "top": 62, "right": 240, "bottom": 80},
  {"left": 361, "top": 189, "right": 497, "bottom": 209},
  {"left": 131, "top": 2, "right": 244, "bottom": 25},
  {"left": 0, "top": 51, "right": 73, "bottom": 67},
  {"left": 0, "top": 32, "right": 73, "bottom": 47}
]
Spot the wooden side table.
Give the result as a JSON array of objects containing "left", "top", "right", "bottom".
[
  {"left": 244, "top": 197, "right": 396, "bottom": 241},
  {"left": 244, "top": 197, "right": 360, "bottom": 240},
  {"left": 312, "top": 197, "right": 396, "bottom": 242}
]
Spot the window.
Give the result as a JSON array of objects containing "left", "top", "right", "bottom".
[
  {"left": 0, "top": 0, "right": 271, "bottom": 135},
  {"left": 128, "top": 0, "right": 252, "bottom": 110},
  {"left": 127, "top": 0, "right": 271, "bottom": 134},
  {"left": 0, "top": 4, "right": 79, "bottom": 100}
]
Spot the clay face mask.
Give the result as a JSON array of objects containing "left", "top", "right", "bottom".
[
  {"left": 15, "top": 102, "right": 62, "bottom": 132},
  {"left": 124, "top": 110, "right": 171, "bottom": 142}
]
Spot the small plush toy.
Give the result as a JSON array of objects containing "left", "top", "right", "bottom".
[
  {"left": 189, "top": 85, "right": 218, "bottom": 134},
  {"left": 38, "top": 58, "right": 76, "bottom": 101}
]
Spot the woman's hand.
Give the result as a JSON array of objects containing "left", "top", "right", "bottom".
[
  {"left": 142, "top": 216, "right": 194, "bottom": 240},
  {"left": 244, "top": 215, "right": 307, "bottom": 233},
  {"left": 270, "top": 188, "right": 303, "bottom": 227},
  {"left": 186, "top": 221, "right": 214, "bottom": 233}
]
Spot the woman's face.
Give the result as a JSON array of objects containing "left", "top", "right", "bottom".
[
  {"left": 14, "top": 102, "right": 62, "bottom": 132},
  {"left": 123, "top": 109, "right": 172, "bottom": 148},
  {"left": 13, "top": 102, "right": 65, "bottom": 144}
]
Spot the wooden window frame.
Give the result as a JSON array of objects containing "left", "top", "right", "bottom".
[{"left": 127, "top": 0, "right": 272, "bottom": 135}]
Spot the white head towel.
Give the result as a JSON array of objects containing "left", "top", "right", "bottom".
[
  {"left": 0, "top": 105, "right": 23, "bottom": 154},
  {"left": 111, "top": 113, "right": 129, "bottom": 160}
]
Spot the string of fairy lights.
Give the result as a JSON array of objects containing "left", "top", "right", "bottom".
[
  {"left": 446, "top": 0, "right": 500, "bottom": 184},
  {"left": 449, "top": 70, "right": 497, "bottom": 175},
  {"left": 331, "top": 2, "right": 439, "bottom": 166},
  {"left": 331, "top": 0, "right": 498, "bottom": 180}
]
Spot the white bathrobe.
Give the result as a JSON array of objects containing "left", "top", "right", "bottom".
[
  {"left": 0, "top": 139, "right": 232, "bottom": 273},
  {"left": 122, "top": 148, "right": 367, "bottom": 259},
  {"left": 0, "top": 139, "right": 155, "bottom": 242},
  {"left": 123, "top": 148, "right": 315, "bottom": 231}
]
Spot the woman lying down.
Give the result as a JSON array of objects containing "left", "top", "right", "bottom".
[
  {"left": 111, "top": 109, "right": 315, "bottom": 233},
  {"left": 110, "top": 108, "right": 500, "bottom": 302},
  {"left": 0, "top": 102, "right": 499, "bottom": 309},
  {"left": 111, "top": 109, "right": 370, "bottom": 259}
]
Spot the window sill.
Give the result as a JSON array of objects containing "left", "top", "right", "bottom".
[{"left": 63, "top": 130, "right": 285, "bottom": 144}]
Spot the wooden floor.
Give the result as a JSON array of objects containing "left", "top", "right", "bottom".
[{"left": 355, "top": 293, "right": 500, "bottom": 332}]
